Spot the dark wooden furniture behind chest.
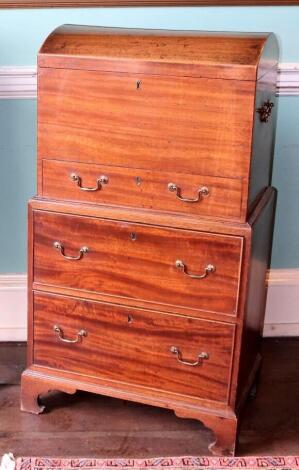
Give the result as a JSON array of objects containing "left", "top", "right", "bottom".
[{"left": 21, "top": 25, "right": 279, "bottom": 456}]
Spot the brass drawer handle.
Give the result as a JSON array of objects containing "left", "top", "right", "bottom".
[
  {"left": 257, "top": 100, "right": 274, "bottom": 123},
  {"left": 170, "top": 346, "right": 209, "bottom": 366},
  {"left": 168, "top": 183, "right": 209, "bottom": 203},
  {"left": 70, "top": 173, "right": 109, "bottom": 192},
  {"left": 54, "top": 241, "right": 89, "bottom": 260},
  {"left": 54, "top": 324, "right": 87, "bottom": 344},
  {"left": 175, "top": 260, "right": 215, "bottom": 279}
]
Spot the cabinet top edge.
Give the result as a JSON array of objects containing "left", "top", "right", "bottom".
[{"left": 38, "top": 24, "right": 279, "bottom": 81}]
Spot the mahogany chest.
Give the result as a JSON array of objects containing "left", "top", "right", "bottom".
[{"left": 21, "top": 25, "right": 279, "bottom": 456}]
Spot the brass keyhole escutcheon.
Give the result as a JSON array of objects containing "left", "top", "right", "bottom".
[
  {"left": 130, "top": 232, "right": 137, "bottom": 241},
  {"left": 127, "top": 315, "right": 134, "bottom": 324},
  {"left": 135, "top": 176, "right": 142, "bottom": 185},
  {"left": 136, "top": 80, "right": 142, "bottom": 90}
]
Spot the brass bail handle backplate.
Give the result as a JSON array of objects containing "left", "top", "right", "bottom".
[
  {"left": 170, "top": 346, "right": 209, "bottom": 367},
  {"left": 168, "top": 183, "right": 209, "bottom": 203},
  {"left": 70, "top": 173, "right": 109, "bottom": 192},
  {"left": 54, "top": 241, "right": 89, "bottom": 261},
  {"left": 54, "top": 325, "right": 87, "bottom": 344},
  {"left": 175, "top": 260, "right": 215, "bottom": 279}
]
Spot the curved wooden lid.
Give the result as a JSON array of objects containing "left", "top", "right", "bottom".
[{"left": 39, "top": 24, "right": 279, "bottom": 81}]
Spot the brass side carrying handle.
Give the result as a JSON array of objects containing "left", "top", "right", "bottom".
[
  {"left": 168, "top": 183, "right": 209, "bottom": 203},
  {"left": 54, "top": 325, "right": 87, "bottom": 344},
  {"left": 54, "top": 241, "right": 89, "bottom": 261},
  {"left": 70, "top": 173, "right": 109, "bottom": 192},
  {"left": 170, "top": 346, "right": 209, "bottom": 367},
  {"left": 175, "top": 260, "right": 215, "bottom": 279},
  {"left": 257, "top": 100, "right": 274, "bottom": 123}
]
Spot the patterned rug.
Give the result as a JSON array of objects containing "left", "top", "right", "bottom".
[{"left": 12, "top": 456, "right": 299, "bottom": 470}]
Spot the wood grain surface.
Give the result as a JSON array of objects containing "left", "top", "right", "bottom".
[
  {"left": 33, "top": 291, "right": 235, "bottom": 403},
  {"left": 248, "top": 66, "right": 278, "bottom": 210},
  {"left": 2, "top": 0, "right": 299, "bottom": 8},
  {"left": 2, "top": 339, "right": 299, "bottom": 457},
  {"left": 236, "top": 189, "right": 276, "bottom": 408},
  {"left": 33, "top": 209, "right": 243, "bottom": 317},
  {"left": 21, "top": 25, "right": 279, "bottom": 456},
  {"left": 42, "top": 159, "right": 244, "bottom": 221},
  {"left": 38, "top": 26, "right": 277, "bottom": 82},
  {"left": 38, "top": 68, "right": 254, "bottom": 181},
  {"left": 0, "top": 342, "right": 26, "bottom": 384}
]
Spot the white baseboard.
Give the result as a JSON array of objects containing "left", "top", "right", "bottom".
[
  {"left": 0, "top": 63, "right": 298, "bottom": 99},
  {"left": 263, "top": 323, "right": 299, "bottom": 337},
  {"left": 0, "top": 270, "right": 299, "bottom": 341},
  {"left": 0, "top": 274, "right": 27, "bottom": 341},
  {"left": 263, "top": 268, "right": 299, "bottom": 337}
]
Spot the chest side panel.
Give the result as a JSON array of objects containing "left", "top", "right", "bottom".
[{"left": 248, "top": 67, "right": 278, "bottom": 211}]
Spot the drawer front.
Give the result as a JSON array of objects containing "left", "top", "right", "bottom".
[
  {"left": 33, "top": 292, "right": 235, "bottom": 403},
  {"left": 33, "top": 211, "right": 243, "bottom": 316},
  {"left": 42, "top": 160, "right": 243, "bottom": 220},
  {"left": 38, "top": 68, "right": 254, "bottom": 179}
]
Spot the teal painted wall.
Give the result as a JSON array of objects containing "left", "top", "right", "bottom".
[
  {"left": 0, "top": 99, "right": 36, "bottom": 273},
  {"left": 1, "top": 6, "right": 299, "bottom": 64},
  {"left": 1, "top": 7, "right": 299, "bottom": 273}
]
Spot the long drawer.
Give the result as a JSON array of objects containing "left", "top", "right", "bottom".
[
  {"left": 33, "top": 292, "right": 236, "bottom": 403},
  {"left": 42, "top": 159, "right": 243, "bottom": 220},
  {"left": 33, "top": 210, "right": 243, "bottom": 317}
]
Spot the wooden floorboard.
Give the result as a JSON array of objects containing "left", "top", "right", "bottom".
[
  {"left": 0, "top": 342, "right": 26, "bottom": 385},
  {"left": 0, "top": 338, "right": 298, "bottom": 457}
]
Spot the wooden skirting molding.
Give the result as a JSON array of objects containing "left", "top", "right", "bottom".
[
  {"left": 0, "top": 270, "right": 298, "bottom": 340},
  {"left": 0, "top": 63, "right": 298, "bottom": 98}
]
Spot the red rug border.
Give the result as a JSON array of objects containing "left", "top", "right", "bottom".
[{"left": 16, "top": 456, "right": 299, "bottom": 470}]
